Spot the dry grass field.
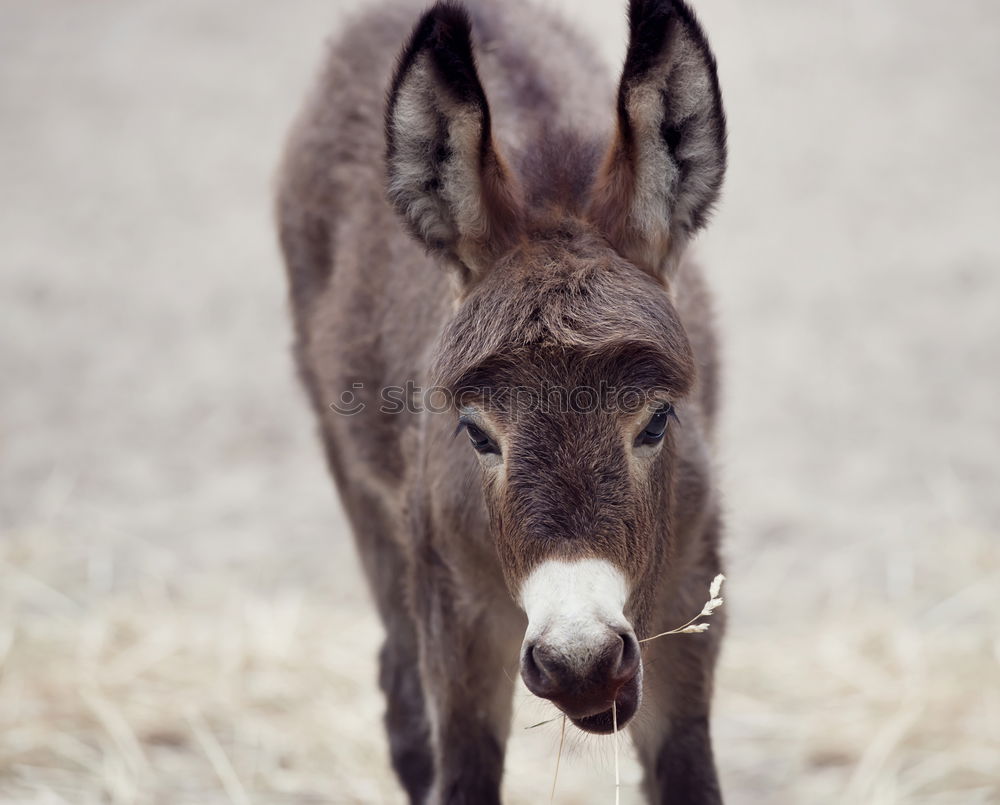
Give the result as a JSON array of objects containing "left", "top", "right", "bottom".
[{"left": 1, "top": 0, "right": 998, "bottom": 803}]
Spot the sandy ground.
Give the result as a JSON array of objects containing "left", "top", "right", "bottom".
[{"left": 1, "top": 0, "right": 999, "bottom": 802}]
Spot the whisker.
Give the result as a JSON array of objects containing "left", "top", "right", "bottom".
[{"left": 526, "top": 715, "right": 562, "bottom": 730}]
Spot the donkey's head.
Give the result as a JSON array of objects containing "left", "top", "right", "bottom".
[{"left": 386, "top": 0, "right": 726, "bottom": 733}]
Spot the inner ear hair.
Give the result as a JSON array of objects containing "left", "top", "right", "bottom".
[
  {"left": 588, "top": 0, "right": 727, "bottom": 280},
  {"left": 384, "top": 2, "right": 523, "bottom": 283}
]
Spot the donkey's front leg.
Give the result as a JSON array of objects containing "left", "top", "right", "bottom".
[
  {"left": 415, "top": 568, "right": 523, "bottom": 805},
  {"left": 632, "top": 632, "right": 724, "bottom": 804}
]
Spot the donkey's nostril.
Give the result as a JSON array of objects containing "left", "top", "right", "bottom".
[
  {"left": 521, "top": 642, "right": 560, "bottom": 698},
  {"left": 612, "top": 630, "right": 641, "bottom": 685}
]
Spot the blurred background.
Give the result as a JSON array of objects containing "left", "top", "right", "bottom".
[{"left": 1, "top": 0, "right": 998, "bottom": 802}]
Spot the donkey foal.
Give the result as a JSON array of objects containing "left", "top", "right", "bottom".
[{"left": 277, "top": 0, "right": 729, "bottom": 802}]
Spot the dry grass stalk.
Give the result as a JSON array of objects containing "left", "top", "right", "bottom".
[
  {"left": 549, "top": 715, "right": 566, "bottom": 804},
  {"left": 612, "top": 701, "right": 620, "bottom": 805},
  {"left": 639, "top": 574, "right": 725, "bottom": 644},
  {"left": 185, "top": 711, "right": 251, "bottom": 805}
]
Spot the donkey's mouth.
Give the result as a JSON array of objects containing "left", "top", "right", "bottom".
[{"left": 568, "top": 672, "right": 641, "bottom": 735}]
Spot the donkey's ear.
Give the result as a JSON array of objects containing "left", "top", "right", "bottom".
[
  {"left": 385, "top": 2, "right": 523, "bottom": 285},
  {"left": 588, "top": 0, "right": 727, "bottom": 280}
]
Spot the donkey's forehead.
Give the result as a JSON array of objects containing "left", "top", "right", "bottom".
[{"left": 432, "top": 236, "right": 696, "bottom": 395}]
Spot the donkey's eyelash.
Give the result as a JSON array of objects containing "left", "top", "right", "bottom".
[
  {"left": 454, "top": 416, "right": 483, "bottom": 436},
  {"left": 634, "top": 402, "right": 679, "bottom": 448},
  {"left": 650, "top": 401, "right": 680, "bottom": 426},
  {"left": 666, "top": 405, "right": 681, "bottom": 427},
  {"left": 456, "top": 417, "right": 501, "bottom": 456}
]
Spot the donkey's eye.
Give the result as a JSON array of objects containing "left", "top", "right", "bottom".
[
  {"left": 458, "top": 418, "right": 500, "bottom": 455},
  {"left": 636, "top": 403, "right": 675, "bottom": 447}
]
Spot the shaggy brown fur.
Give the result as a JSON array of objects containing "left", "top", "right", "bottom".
[{"left": 276, "top": 1, "right": 728, "bottom": 802}]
